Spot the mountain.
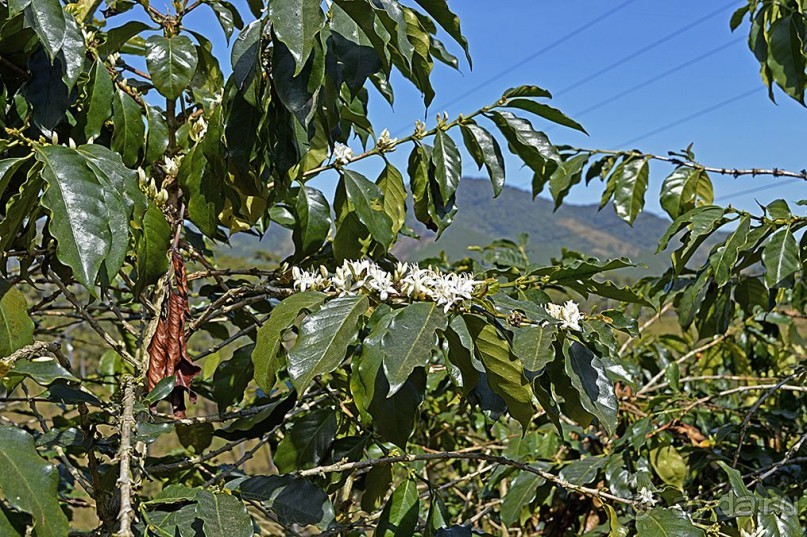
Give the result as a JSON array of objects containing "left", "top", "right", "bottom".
[{"left": 221, "top": 178, "right": 687, "bottom": 274}]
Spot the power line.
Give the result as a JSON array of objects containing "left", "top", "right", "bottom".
[
  {"left": 613, "top": 87, "right": 760, "bottom": 149},
  {"left": 551, "top": 0, "right": 738, "bottom": 99},
  {"left": 716, "top": 178, "right": 803, "bottom": 202},
  {"left": 391, "top": 0, "right": 640, "bottom": 136},
  {"left": 560, "top": 37, "right": 742, "bottom": 124}
]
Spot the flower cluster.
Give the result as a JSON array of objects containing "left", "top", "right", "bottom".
[
  {"left": 333, "top": 143, "right": 354, "bottom": 167},
  {"left": 545, "top": 300, "right": 583, "bottom": 331},
  {"left": 376, "top": 128, "right": 397, "bottom": 151},
  {"left": 292, "top": 260, "right": 480, "bottom": 312},
  {"left": 637, "top": 487, "right": 657, "bottom": 507}
]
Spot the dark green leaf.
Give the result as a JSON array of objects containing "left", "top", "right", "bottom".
[
  {"left": 433, "top": 130, "right": 461, "bottom": 201},
  {"left": 195, "top": 490, "right": 252, "bottom": 537},
  {"left": 0, "top": 426, "right": 70, "bottom": 537},
  {"left": 239, "top": 475, "right": 335, "bottom": 529},
  {"left": 460, "top": 121, "right": 505, "bottom": 196},
  {"left": 24, "top": 0, "right": 65, "bottom": 60},
  {"left": 145, "top": 377, "right": 176, "bottom": 405},
  {"left": 269, "top": 0, "right": 325, "bottom": 76},
  {"left": 501, "top": 471, "right": 545, "bottom": 526},
  {"left": 762, "top": 226, "right": 799, "bottom": 288},
  {"left": 0, "top": 279, "right": 34, "bottom": 357},
  {"left": 412, "top": 0, "right": 470, "bottom": 65},
  {"left": 252, "top": 292, "right": 326, "bottom": 393},
  {"left": 146, "top": 35, "right": 199, "bottom": 100},
  {"left": 512, "top": 324, "right": 556, "bottom": 373},
  {"left": 505, "top": 98, "right": 586, "bottom": 133},
  {"left": 275, "top": 408, "right": 337, "bottom": 472},
  {"left": 293, "top": 185, "right": 332, "bottom": 257},
  {"left": 613, "top": 158, "right": 649, "bottom": 225},
  {"left": 635, "top": 508, "right": 705, "bottom": 537},
  {"left": 562, "top": 341, "right": 617, "bottom": 434},
  {"left": 111, "top": 89, "right": 145, "bottom": 167},
  {"left": 377, "top": 478, "right": 419, "bottom": 536},
  {"left": 134, "top": 203, "right": 171, "bottom": 296},
  {"left": 82, "top": 60, "right": 114, "bottom": 139},
  {"left": 8, "top": 356, "right": 76, "bottom": 385},
  {"left": 287, "top": 295, "right": 368, "bottom": 393},
  {"left": 342, "top": 170, "right": 394, "bottom": 248}
]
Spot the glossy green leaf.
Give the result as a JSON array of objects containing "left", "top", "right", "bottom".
[
  {"left": 613, "top": 158, "right": 649, "bottom": 225},
  {"left": 709, "top": 215, "right": 750, "bottom": 286},
  {"left": 377, "top": 478, "right": 419, "bottom": 537},
  {"left": 562, "top": 341, "right": 617, "bottom": 434},
  {"left": 635, "top": 508, "right": 705, "bottom": 537},
  {"left": 342, "top": 170, "right": 394, "bottom": 248},
  {"left": 762, "top": 226, "right": 799, "bottom": 288},
  {"left": 82, "top": 60, "right": 114, "bottom": 139},
  {"left": 195, "top": 490, "right": 252, "bottom": 537},
  {"left": 7, "top": 356, "right": 76, "bottom": 385},
  {"left": 501, "top": 471, "right": 545, "bottom": 526},
  {"left": 650, "top": 444, "right": 688, "bottom": 490},
  {"left": 505, "top": 98, "right": 587, "bottom": 133},
  {"left": 146, "top": 35, "right": 199, "bottom": 100},
  {"left": 205, "top": 0, "right": 244, "bottom": 43},
  {"left": 211, "top": 345, "right": 254, "bottom": 410},
  {"left": 660, "top": 167, "right": 713, "bottom": 220},
  {"left": 377, "top": 163, "right": 407, "bottom": 234},
  {"left": 0, "top": 426, "right": 70, "bottom": 537},
  {"left": 134, "top": 203, "right": 171, "bottom": 296},
  {"left": 767, "top": 15, "right": 806, "bottom": 104},
  {"left": 293, "top": 185, "right": 332, "bottom": 257},
  {"left": 38, "top": 145, "right": 127, "bottom": 291},
  {"left": 111, "top": 89, "right": 145, "bottom": 167},
  {"left": 287, "top": 295, "right": 368, "bottom": 393},
  {"left": 0, "top": 279, "right": 34, "bottom": 357},
  {"left": 269, "top": 0, "right": 325, "bottom": 76},
  {"left": 460, "top": 121, "right": 505, "bottom": 196},
  {"left": 275, "top": 408, "right": 337, "bottom": 472},
  {"left": 433, "top": 130, "right": 461, "bottom": 201},
  {"left": 380, "top": 302, "right": 446, "bottom": 396},
  {"left": 559, "top": 457, "right": 606, "bottom": 485},
  {"left": 412, "top": 0, "right": 470, "bottom": 65},
  {"left": 145, "top": 103, "right": 170, "bottom": 163},
  {"left": 486, "top": 110, "right": 559, "bottom": 172},
  {"left": 503, "top": 85, "right": 552, "bottom": 99},
  {"left": 464, "top": 315, "right": 533, "bottom": 429},
  {"left": 512, "top": 324, "right": 556, "bottom": 373},
  {"left": 24, "top": 0, "right": 66, "bottom": 60},
  {"left": 239, "top": 475, "right": 335, "bottom": 529},
  {"left": 252, "top": 291, "right": 326, "bottom": 393}
]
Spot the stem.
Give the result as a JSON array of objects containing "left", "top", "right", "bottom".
[{"left": 116, "top": 376, "right": 137, "bottom": 537}]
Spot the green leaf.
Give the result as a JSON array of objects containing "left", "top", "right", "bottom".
[
  {"left": 412, "top": 0, "right": 470, "bottom": 65},
  {"left": 762, "top": 226, "right": 799, "bottom": 288},
  {"left": 0, "top": 279, "right": 34, "bottom": 357},
  {"left": 549, "top": 153, "right": 588, "bottom": 209},
  {"left": 38, "top": 145, "right": 127, "bottom": 291},
  {"left": 464, "top": 315, "right": 534, "bottom": 429},
  {"left": 145, "top": 103, "right": 170, "bottom": 163},
  {"left": 505, "top": 98, "right": 587, "bottom": 133},
  {"left": 433, "top": 130, "right": 461, "bottom": 201},
  {"left": 211, "top": 345, "right": 254, "bottom": 410},
  {"left": 352, "top": 316, "right": 426, "bottom": 448},
  {"left": 142, "top": 503, "right": 200, "bottom": 537},
  {"left": 635, "top": 508, "right": 705, "bottom": 537},
  {"left": 287, "top": 295, "right": 368, "bottom": 393},
  {"left": 709, "top": 215, "right": 750, "bottom": 286},
  {"left": 252, "top": 292, "right": 326, "bottom": 393},
  {"left": 377, "top": 163, "right": 407, "bottom": 234},
  {"left": 269, "top": 0, "right": 325, "bottom": 76},
  {"left": 501, "top": 471, "right": 545, "bottom": 526},
  {"left": 275, "top": 408, "right": 337, "bottom": 472},
  {"left": 82, "top": 60, "right": 114, "bottom": 139},
  {"left": 7, "top": 356, "right": 77, "bottom": 385},
  {"left": 512, "top": 325, "right": 556, "bottom": 373},
  {"left": 503, "top": 85, "right": 552, "bottom": 99},
  {"left": 111, "top": 89, "right": 145, "bottom": 167},
  {"left": 562, "top": 340, "right": 617, "bottom": 434},
  {"left": 660, "top": 167, "right": 713, "bottom": 220},
  {"left": 460, "top": 121, "right": 505, "bottom": 196},
  {"left": 604, "top": 504, "right": 628, "bottom": 537},
  {"left": 361, "top": 464, "right": 392, "bottom": 512},
  {"left": 342, "top": 170, "right": 394, "bottom": 248},
  {"left": 134, "top": 203, "right": 171, "bottom": 296},
  {"left": 559, "top": 457, "right": 606, "bottom": 485},
  {"left": 146, "top": 35, "right": 199, "bottom": 100},
  {"left": 24, "top": 0, "right": 66, "bottom": 60},
  {"left": 293, "top": 185, "right": 332, "bottom": 257},
  {"left": 649, "top": 444, "right": 688, "bottom": 490},
  {"left": 231, "top": 20, "right": 262, "bottom": 98},
  {"left": 380, "top": 302, "right": 446, "bottom": 396},
  {"left": 486, "top": 110, "right": 559, "bottom": 173},
  {"left": 195, "top": 490, "right": 252, "bottom": 537},
  {"left": 239, "top": 475, "right": 335, "bottom": 529},
  {"left": 657, "top": 206, "right": 725, "bottom": 253},
  {"left": 377, "top": 478, "right": 419, "bottom": 537},
  {"left": 613, "top": 158, "right": 649, "bottom": 225},
  {"left": 144, "top": 377, "right": 176, "bottom": 405},
  {"left": 767, "top": 14, "right": 807, "bottom": 104},
  {"left": 205, "top": 0, "right": 244, "bottom": 43},
  {"left": 0, "top": 158, "right": 29, "bottom": 201},
  {"left": 0, "top": 426, "right": 70, "bottom": 537}
]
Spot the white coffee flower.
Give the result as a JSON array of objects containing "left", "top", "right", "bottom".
[
  {"left": 292, "top": 266, "right": 325, "bottom": 292},
  {"left": 376, "top": 128, "right": 397, "bottom": 150},
  {"left": 366, "top": 264, "right": 396, "bottom": 301},
  {"left": 400, "top": 264, "right": 438, "bottom": 300},
  {"left": 740, "top": 526, "right": 764, "bottom": 537},
  {"left": 190, "top": 115, "right": 208, "bottom": 142},
  {"left": 163, "top": 156, "right": 182, "bottom": 177},
  {"left": 333, "top": 143, "right": 353, "bottom": 166},
  {"left": 545, "top": 300, "right": 582, "bottom": 331},
  {"left": 637, "top": 487, "right": 657, "bottom": 507}
]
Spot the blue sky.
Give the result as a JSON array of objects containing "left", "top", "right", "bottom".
[{"left": 180, "top": 0, "right": 807, "bottom": 216}]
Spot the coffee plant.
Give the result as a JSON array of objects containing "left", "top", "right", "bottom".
[{"left": 0, "top": 0, "right": 804, "bottom": 535}]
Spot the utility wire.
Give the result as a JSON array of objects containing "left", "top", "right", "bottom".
[
  {"left": 391, "top": 0, "right": 640, "bottom": 136},
  {"left": 551, "top": 0, "right": 739, "bottom": 99}
]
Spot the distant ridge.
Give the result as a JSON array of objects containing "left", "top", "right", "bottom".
[{"left": 222, "top": 178, "right": 685, "bottom": 273}]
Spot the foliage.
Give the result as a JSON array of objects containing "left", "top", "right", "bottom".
[{"left": 0, "top": 0, "right": 805, "bottom": 536}]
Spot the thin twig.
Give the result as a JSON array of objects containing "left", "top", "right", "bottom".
[{"left": 637, "top": 334, "right": 727, "bottom": 395}]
